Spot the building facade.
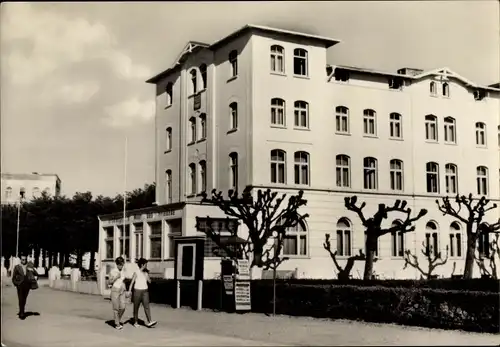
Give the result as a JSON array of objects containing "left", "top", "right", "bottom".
[
  {"left": 99, "top": 25, "right": 500, "bottom": 280},
  {"left": 1, "top": 172, "right": 62, "bottom": 205}
]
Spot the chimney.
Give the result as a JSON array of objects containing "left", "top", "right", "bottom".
[{"left": 397, "top": 67, "right": 424, "bottom": 76}]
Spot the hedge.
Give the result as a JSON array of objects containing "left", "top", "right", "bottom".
[{"left": 147, "top": 279, "right": 499, "bottom": 333}]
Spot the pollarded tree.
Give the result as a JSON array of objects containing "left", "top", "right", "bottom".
[
  {"left": 344, "top": 196, "right": 428, "bottom": 280},
  {"left": 199, "top": 186, "right": 309, "bottom": 269},
  {"left": 436, "top": 194, "right": 498, "bottom": 279},
  {"left": 403, "top": 242, "right": 449, "bottom": 279}
]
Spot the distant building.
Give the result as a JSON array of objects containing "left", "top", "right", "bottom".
[{"left": 1, "top": 172, "right": 62, "bottom": 204}]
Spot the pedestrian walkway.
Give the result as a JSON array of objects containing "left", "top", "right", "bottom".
[{"left": 1, "top": 286, "right": 498, "bottom": 346}]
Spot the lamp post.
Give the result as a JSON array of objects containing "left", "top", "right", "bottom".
[{"left": 15, "top": 188, "right": 26, "bottom": 259}]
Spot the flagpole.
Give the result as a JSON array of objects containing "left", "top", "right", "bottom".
[{"left": 123, "top": 136, "right": 128, "bottom": 261}]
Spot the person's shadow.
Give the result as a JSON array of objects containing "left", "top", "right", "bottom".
[
  {"left": 105, "top": 318, "right": 147, "bottom": 328},
  {"left": 19, "top": 312, "right": 40, "bottom": 320}
]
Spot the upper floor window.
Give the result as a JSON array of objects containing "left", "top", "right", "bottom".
[
  {"left": 190, "top": 69, "right": 197, "bottom": 95},
  {"left": 199, "top": 160, "right": 207, "bottom": 193},
  {"left": 426, "top": 162, "right": 439, "bottom": 193},
  {"left": 270, "top": 149, "right": 286, "bottom": 184},
  {"left": 270, "top": 45, "right": 285, "bottom": 74},
  {"left": 497, "top": 125, "right": 500, "bottom": 147},
  {"left": 430, "top": 81, "right": 437, "bottom": 96},
  {"left": 478, "top": 231, "right": 491, "bottom": 258},
  {"left": 449, "top": 222, "right": 462, "bottom": 258},
  {"left": 294, "top": 151, "right": 310, "bottom": 185},
  {"left": 32, "top": 187, "right": 40, "bottom": 198},
  {"left": 476, "top": 166, "right": 488, "bottom": 196},
  {"left": 229, "top": 102, "right": 238, "bottom": 130},
  {"left": 475, "top": 122, "right": 486, "bottom": 146},
  {"left": 444, "top": 117, "right": 456, "bottom": 144},
  {"left": 293, "top": 48, "right": 308, "bottom": 76},
  {"left": 189, "top": 117, "right": 197, "bottom": 143},
  {"left": 271, "top": 98, "right": 285, "bottom": 126},
  {"left": 389, "top": 159, "right": 403, "bottom": 191},
  {"left": 199, "top": 64, "right": 207, "bottom": 89},
  {"left": 229, "top": 152, "right": 238, "bottom": 191},
  {"left": 363, "top": 109, "right": 376, "bottom": 136},
  {"left": 166, "top": 127, "right": 172, "bottom": 151},
  {"left": 445, "top": 163, "right": 458, "bottom": 194},
  {"left": 199, "top": 114, "right": 207, "bottom": 140},
  {"left": 165, "top": 170, "right": 172, "bottom": 204},
  {"left": 294, "top": 101, "right": 309, "bottom": 128},
  {"left": 5, "top": 187, "right": 12, "bottom": 200},
  {"left": 425, "top": 221, "right": 439, "bottom": 256},
  {"left": 335, "top": 106, "right": 349, "bottom": 134},
  {"left": 188, "top": 163, "right": 196, "bottom": 196},
  {"left": 425, "top": 115, "right": 438, "bottom": 141},
  {"left": 336, "top": 155, "right": 350, "bottom": 188},
  {"left": 336, "top": 218, "right": 352, "bottom": 256},
  {"left": 363, "top": 157, "right": 378, "bottom": 190},
  {"left": 389, "top": 112, "right": 402, "bottom": 139},
  {"left": 442, "top": 82, "right": 449, "bottom": 97},
  {"left": 229, "top": 50, "right": 238, "bottom": 77},
  {"left": 166, "top": 82, "right": 173, "bottom": 107}
]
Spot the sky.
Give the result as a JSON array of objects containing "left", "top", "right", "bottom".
[{"left": 1, "top": 1, "right": 499, "bottom": 198}]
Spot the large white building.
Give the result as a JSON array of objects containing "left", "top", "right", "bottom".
[
  {"left": 1, "top": 172, "right": 62, "bottom": 205},
  {"left": 98, "top": 25, "right": 500, "bottom": 280}
]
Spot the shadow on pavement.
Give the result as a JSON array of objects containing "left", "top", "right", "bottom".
[
  {"left": 105, "top": 318, "right": 150, "bottom": 328},
  {"left": 19, "top": 312, "right": 40, "bottom": 320}
]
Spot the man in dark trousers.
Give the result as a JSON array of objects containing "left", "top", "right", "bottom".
[{"left": 12, "top": 254, "right": 38, "bottom": 319}]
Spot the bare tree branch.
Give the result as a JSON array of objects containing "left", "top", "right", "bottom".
[{"left": 404, "top": 242, "right": 449, "bottom": 279}]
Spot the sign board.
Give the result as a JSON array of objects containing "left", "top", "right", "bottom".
[
  {"left": 234, "top": 280, "right": 251, "bottom": 311},
  {"left": 236, "top": 259, "right": 250, "bottom": 280},
  {"left": 194, "top": 93, "right": 201, "bottom": 110},
  {"left": 222, "top": 275, "right": 234, "bottom": 295}
]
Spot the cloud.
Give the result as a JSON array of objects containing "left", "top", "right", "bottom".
[
  {"left": 56, "top": 81, "right": 101, "bottom": 104},
  {"left": 104, "top": 98, "right": 155, "bottom": 128}
]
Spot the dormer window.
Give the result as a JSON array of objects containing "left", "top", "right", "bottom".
[
  {"left": 442, "top": 82, "right": 449, "bottom": 97},
  {"left": 190, "top": 69, "right": 198, "bottom": 95},
  {"left": 334, "top": 68, "right": 350, "bottom": 82},
  {"left": 474, "top": 89, "right": 486, "bottom": 101},
  {"left": 388, "top": 77, "right": 403, "bottom": 90},
  {"left": 430, "top": 81, "right": 437, "bottom": 95}
]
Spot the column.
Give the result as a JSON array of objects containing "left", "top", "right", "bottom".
[
  {"left": 131, "top": 223, "right": 137, "bottom": 261},
  {"left": 113, "top": 225, "right": 119, "bottom": 260}
]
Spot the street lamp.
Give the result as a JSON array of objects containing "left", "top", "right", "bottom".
[{"left": 15, "top": 188, "right": 26, "bottom": 259}]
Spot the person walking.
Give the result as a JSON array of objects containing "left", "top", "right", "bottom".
[
  {"left": 108, "top": 256, "right": 127, "bottom": 330},
  {"left": 127, "top": 258, "right": 157, "bottom": 328},
  {"left": 12, "top": 254, "right": 38, "bottom": 320}
]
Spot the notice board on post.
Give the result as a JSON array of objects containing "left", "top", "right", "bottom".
[{"left": 234, "top": 259, "right": 251, "bottom": 311}]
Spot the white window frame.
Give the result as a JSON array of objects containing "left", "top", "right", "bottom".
[
  {"left": 270, "top": 45, "right": 285, "bottom": 74},
  {"left": 426, "top": 162, "right": 440, "bottom": 193},
  {"left": 166, "top": 127, "right": 172, "bottom": 151},
  {"left": 444, "top": 164, "right": 458, "bottom": 194},
  {"left": 336, "top": 155, "right": 350, "bottom": 188},
  {"left": 430, "top": 81, "right": 437, "bottom": 96},
  {"left": 389, "top": 159, "right": 403, "bottom": 191},
  {"left": 149, "top": 221, "right": 162, "bottom": 259},
  {"left": 199, "top": 64, "right": 207, "bottom": 90},
  {"left": 476, "top": 166, "right": 488, "bottom": 195},
  {"left": 188, "top": 163, "right": 196, "bottom": 196},
  {"left": 425, "top": 115, "right": 438, "bottom": 142},
  {"left": 189, "top": 117, "right": 197, "bottom": 143},
  {"left": 449, "top": 223, "right": 462, "bottom": 258},
  {"left": 166, "top": 83, "right": 173, "bottom": 106},
  {"left": 475, "top": 122, "right": 486, "bottom": 146},
  {"left": 363, "top": 109, "right": 377, "bottom": 136},
  {"left": 293, "top": 48, "right": 308, "bottom": 77},
  {"left": 442, "top": 82, "right": 450, "bottom": 97},
  {"left": 336, "top": 219, "right": 352, "bottom": 257},
  {"left": 199, "top": 114, "right": 207, "bottom": 140},
  {"left": 270, "top": 149, "right": 286, "bottom": 184},
  {"left": 271, "top": 98, "right": 286, "bottom": 126},
  {"left": 229, "top": 102, "right": 238, "bottom": 130},
  {"left": 134, "top": 223, "right": 144, "bottom": 260},
  {"left": 389, "top": 113, "right": 402, "bottom": 139},
  {"left": 425, "top": 222, "right": 439, "bottom": 256},
  {"left": 294, "top": 101, "right": 309, "bottom": 129},
  {"left": 199, "top": 160, "right": 207, "bottom": 193},
  {"left": 363, "top": 157, "right": 378, "bottom": 190},
  {"left": 444, "top": 117, "right": 456, "bottom": 144},
  {"left": 391, "top": 222, "right": 405, "bottom": 258},
  {"left": 190, "top": 69, "right": 197, "bottom": 95},
  {"left": 281, "top": 220, "right": 308, "bottom": 257},
  {"left": 294, "top": 151, "right": 309, "bottom": 186},
  {"left": 229, "top": 153, "right": 238, "bottom": 191},
  {"left": 104, "top": 226, "right": 114, "bottom": 260},
  {"left": 166, "top": 170, "right": 172, "bottom": 203},
  {"left": 229, "top": 50, "right": 238, "bottom": 77},
  {"left": 335, "top": 106, "right": 349, "bottom": 134}
]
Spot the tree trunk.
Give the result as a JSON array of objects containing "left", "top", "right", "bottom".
[
  {"left": 89, "top": 252, "right": 96, "bottom": 272},
  {"left": 42, "top": 249, "right": 47, "bottom": 268},
  {"left": 363, "top": 235, "right": 377, "bottom": 280},
  {"left": 77, "top": 251, "right": 83, "bottom": 268},
  {"left": 48, "top": 251, "right": 53, "bottom": 268},
  {"left": 463, "top": 232, "right": 476, "bottom": 279},
  {"left": 34, "top": 247, "right": 40, "bottom": 267},
  {"left": 59, "top": 253, "right": 64, "bottom": 269}
]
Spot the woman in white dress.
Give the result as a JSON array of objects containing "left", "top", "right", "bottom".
[{"left": 127, "top": 258, "right": 157, "bottom": 328}]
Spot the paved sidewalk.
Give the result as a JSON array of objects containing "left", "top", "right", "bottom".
[{"left": 1, "top": 286, "right": 499, "bottom": 346}]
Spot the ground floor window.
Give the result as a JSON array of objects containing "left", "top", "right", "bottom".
[
  {"left": 105, "top": 226, "right": 114, "bottom": 259},
  {"left": 149, "top": 221, "right": 162, "bottom": 259}
]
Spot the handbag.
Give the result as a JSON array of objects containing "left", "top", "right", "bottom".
[{"left": 26, "top": 270, "right": 38, "bottom": 290}]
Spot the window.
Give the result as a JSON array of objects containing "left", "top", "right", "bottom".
[
  {"left": 199, "top": 114, "right": 207, "bottom": 140},
  {"left": 229, "top": 50, "right": 238, "bottom": 77},
  {"left": 389, "top": 159, "right": 403, "bottom": 191},
  {"left": 190, "top": 69, "right": 197, "bottom": 94},
  {"left": 335, "top": 68, "right": 350, "bottom": 82},
  {"left": 165, "top": 170, "right": 172, "bottom": 204},
  {"left": 188, "top": 163, "right": 196, "bottom": 195},
  {"left": 105, "top": 227, "right": 114, "bottom": 259},
  {"left": 32, "top": 187, "right": 40, "bottom": 198},
  {"left": 363, "top": 109, "right": 376, "bottom": 136},
  {"left": 118, "top": 225, "right": 130, "bottom": 259},
  {"left": 197, "top": 218, "right": 236, "bottom": 257},
  {"left": 149, "top": 221, "right": 162, "bottom": 259},
  {"left": 449, "top": 222, "right": 462, "bottom": 258},
  {"left": 445, "top": 164, "right": 458, "bottom": 194},
  {"left": 336, "top": 218, "right": 352, "bottom": 256},
  {"left": 134, "top": 223, "right": 143, "bottom": 259},
  {"left": 425, "top": 222, "right": 439, "bottom": 256},
  {"left": 5, "top": 187, "right": 12, "bottom": 199},
  {"left": 294, "top": 151, "right": 309, "bottom": 185},
  {"left": 189, "top": 117, "right": 197, "bottom": 143},
  {"left": 430, "top": 81, "right": 437, "bottom": 95},
  {"left": 478, "top": 232, "right": 490, "bottom": 258},
  {"left": 476, "top": 166, "right": 488, "bottom": 195},
  {"left": 271, "top": 98, "right": 285, "bottom": 126},
  {"left": 199, "top": 161, "right": 207, "bottom": 193},
  {"left": 229, "top": 102, "right": 238, "bottom": 130},
  {"left": 364, "top": 231, "right": 378, "bottom": 256},
  {"left": 166, "top": 127, "right": 172, "bottom": 151},
  {"left": 475, "top": 122, "right": 486, "bottom": 146},
  {"left": 282, "top": 220, "right": 307, "bottom": 256},
  {"left": 442, "top": 82, "right": 449, "bottom": 97},
  {"left": 444, "top": 117, "right": 456, "bottom": 144},
  {"left": 426, "top": 162, "right": 439, "bottom": 193},
  {"left": 363, "top": 157, "right": 378, "bottom": 190},
  {"left": 389, "top": 113, "right": 402, "bottom": 139},
  {"left": 270, "top": 149, "right": 286, "bottom": 184},
  {"left": 336, "top": 155, "right": 350, "bottom": 188},
  {"left": 293, "top": 48, "right": 308, "bottom": 76},
  {"left": 498, "top": 125, "right": 500, "bottom": 147},
  {"left": 166, "top": 83, "right": 173, "bottom": 106},
  {"left": 294, "top": 101, "right": 309, "bottom": 128},
  {"left": 229, "top": 152, "right": 238, "bottom": 191},
  {"left": 168, "top": 220, "right": 182, "bottom": 258},
  {"left": 199, "top": 64, "right": 207, "bottom": 89},
  {"left": 335, "top": 106, "right": 349, "bottom": 134},
  {"left": 391, "top": 221, "right": 405, "bottom": 257},
  {"left": 270, "top": 45, "right": 284, "bottom": 73},
  {"left": 425, "top": 115, "right": 438, "bottom": 141}
]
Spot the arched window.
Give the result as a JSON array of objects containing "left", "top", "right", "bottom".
[
  {"left": 449, "top": 222, "right": 462, "bottom": 258},
  {"left": 32, "top": 187, "right": 40, "bottom": 198},
  {"left": 199, "top": 161, "right": 207, "bottom": 193},
  {"left": 445, "top": 163, "right": 458, "bottom": 194},
  {"left": 190, "top": 69, "right": 197, "bottom": 94},
  {"left": 270, "top": 45, "right": 285, "bottom": 73},
  {"left": 476, "top": 166, "right": 488, "bottom": 195},
  {"left": 271, "top": 98, "right": 285, "bottom": 126},
  {"left": 389, "top": 112, "right": 402, "bottom": 139},
  {"left": 335, "top": 106, "right": 349, "bottom": 134},
  {"left": 229, "top": 152, "right": 238, "bottom": 191},
  {"left": 430, "top": 81, "right": 437, "bottom": 95},
  {"left": 166, "top": 82, "right": 173, "bottom": 106},
  {"left": 294, "top": 101, "right": 309, "bottom": 128},
  {"left": 270, "top": 149, "right": 286, "bottom": 184},
  {"left": 199, "top": 64, "right": 207, "bottom": 89},
  {"left": 336, "top": 218, "right": 352, "bottom": 256},
  {"left": 475, "top": 122, "right": 486, "bottom": 146},
  {"left": 426, "top": 162, "right": 439, "bottom": 193},
  {"left": 229, "top": 50, "right": 238, "bottom": 77},
  {"left": 391, "top": 220, "right": 404, "bottom": 257},
  {"left": 189, "top": 117, "right": 197, "bottom": 143},
  {"left": 444, "top": 117, "right": 456, "bottom": 144},
  {"left": 389, "top": 159, "right": 403, "bottom": 191},
  {"left": 229, "top": 102, "right": 238, "bottom": 130},
  {"left": 363, "top": 109, "right": 376, "bottom": 136},
  {"left": 363, "top": 157, "right": 378, "bottom": 190},
  {"left": 335, "top": 155, "right": 350, "bottom": 188},
  {"left": 166, "top": 127, "right": 172, "bottom": 151},
  {"left": 478, "top": 228, "right": 491, "bottom": 258},
  {"left": 293, "top": 48, "right": 308, "bottom": 76},
  {"left": 294, "top": 151, "right": 309, "bottom": 185},
  {"left": 188, "top": 163, "right": 196, "bottom": 195},
  {"left": 5, "top": 187, "right": 12, "bottom": 200},
  {"left": 425, "top": 221, "right": 439, "bottom": 256},
  {"left": 199, "top": 114, "right": 207, "bottom": 140},
  {"left": 280, "top": 219, "right": 307, "bottom": 256},
  {"left": 442, "top": 82, "right": 449, "bottom": 97},
  {"left": 165, "top": 170, "right": 172, "bottom": 203},
  {"left": 425, "top": 115, "right": 438, "bottom": 141}
]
